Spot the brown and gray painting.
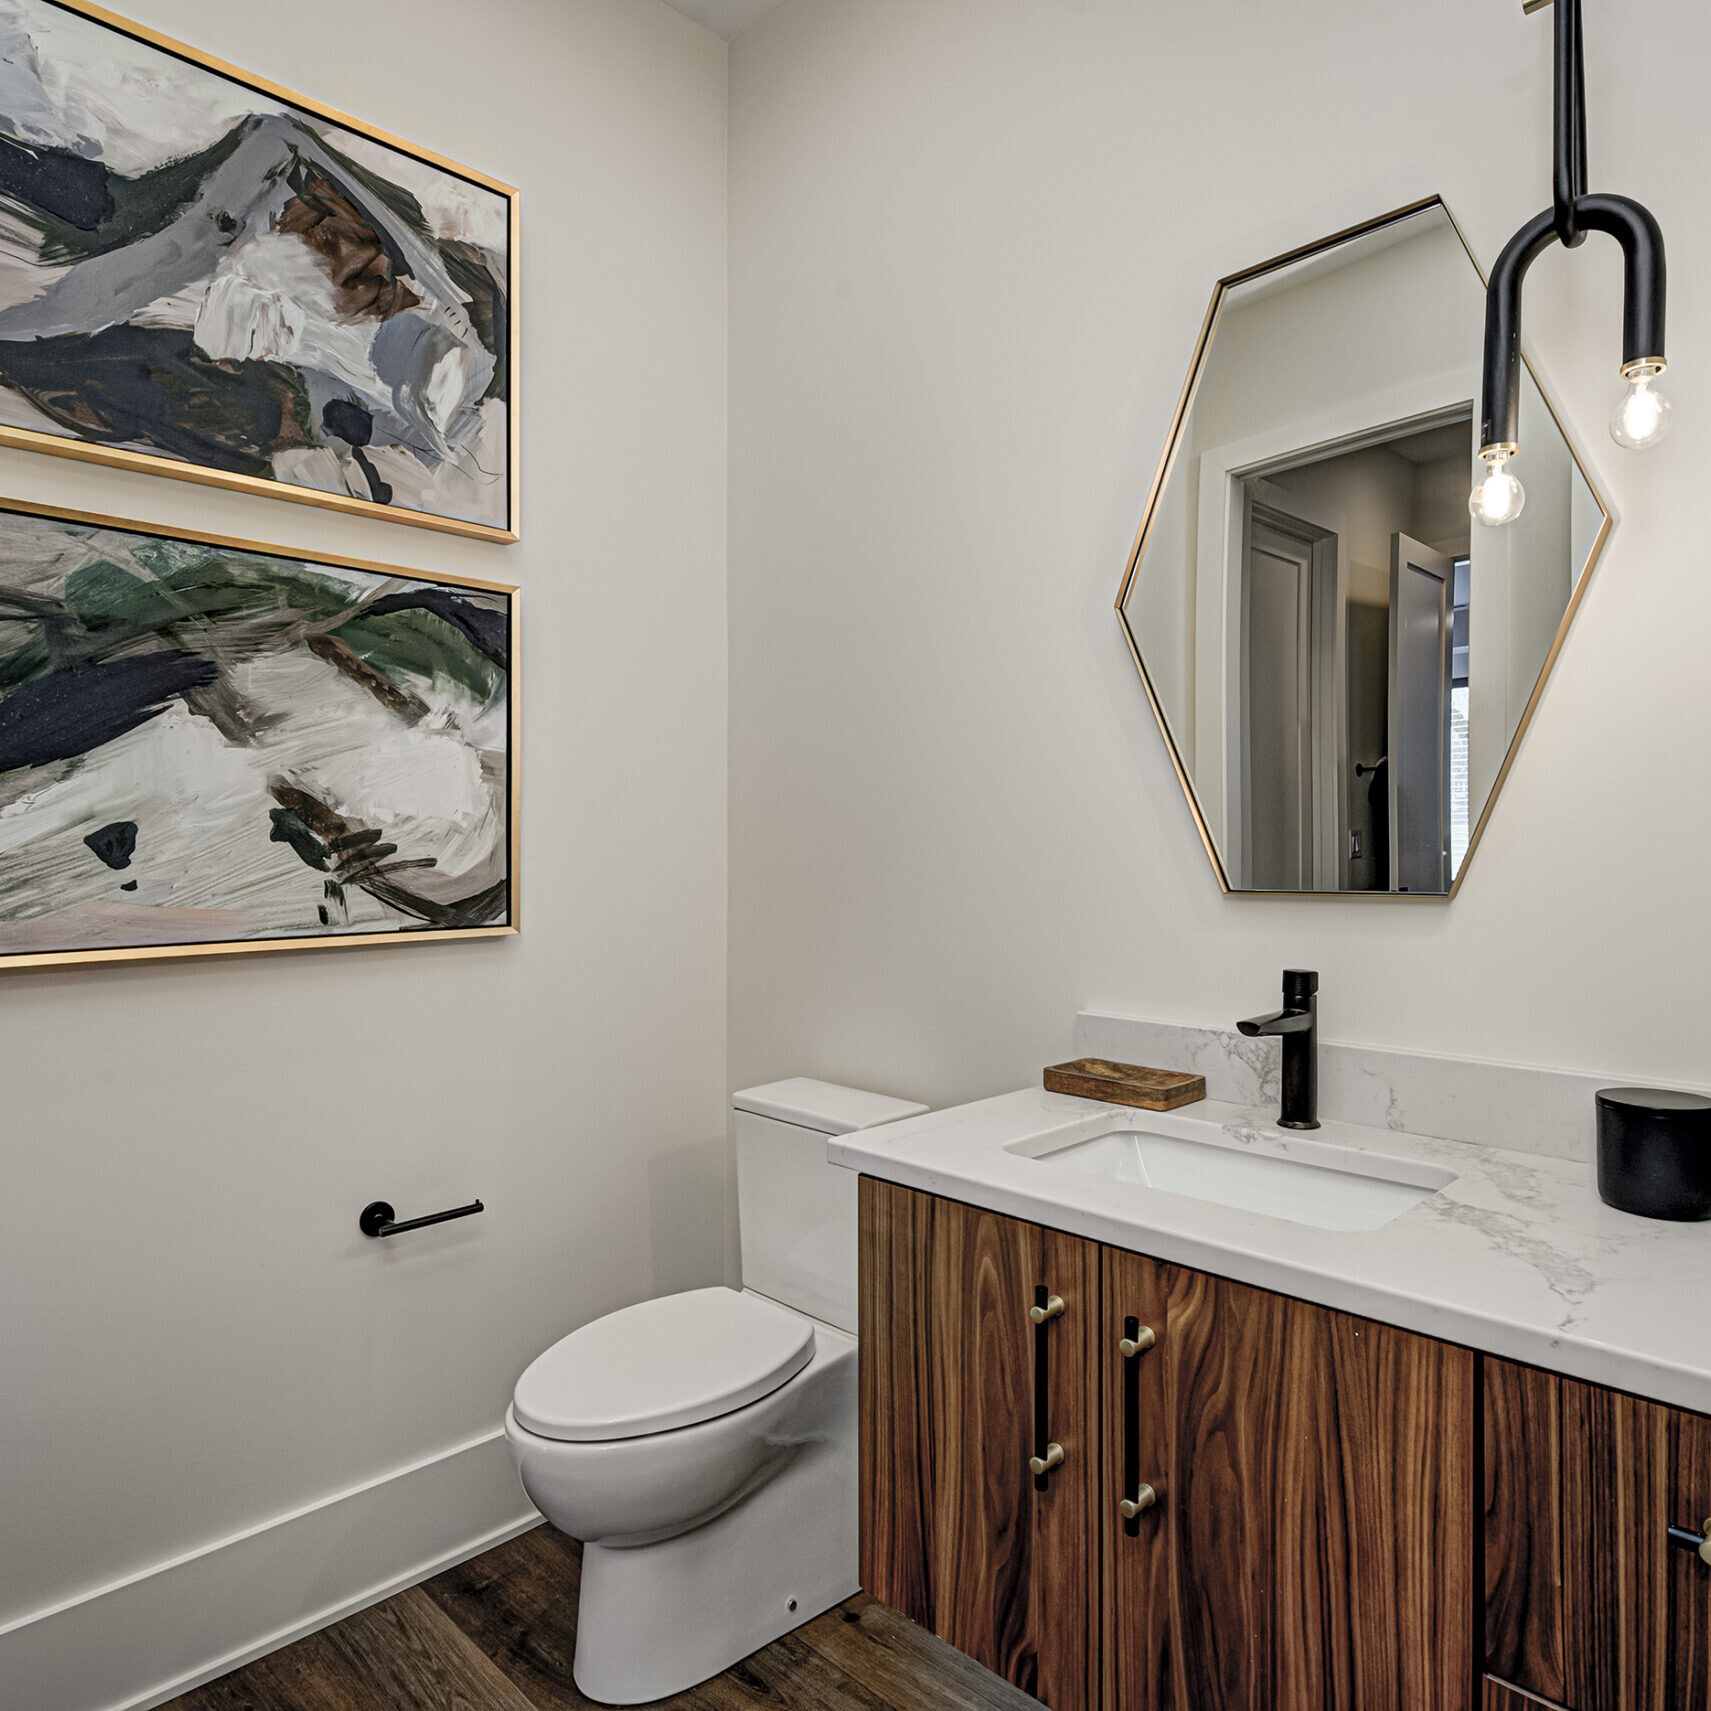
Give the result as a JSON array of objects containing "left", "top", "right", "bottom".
[{"left": 0, "top": 0, "right": 511, "bottom": 530}]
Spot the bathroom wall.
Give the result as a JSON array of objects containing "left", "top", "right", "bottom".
[
  {"left": 1, "top": 3, "right": 730, "bottom": 1707},
  {"left": 728, "top": 0, "right": 1711, "bottom": 1108}
]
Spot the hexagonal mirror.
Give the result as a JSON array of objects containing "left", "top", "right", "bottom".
[{"left": 1116, "top": 198, "right": 1610, "bottom": 897}]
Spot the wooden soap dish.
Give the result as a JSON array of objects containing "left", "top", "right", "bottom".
[{"left": 1043, "top": 1057, "right": 1206, "bottom": 1111}]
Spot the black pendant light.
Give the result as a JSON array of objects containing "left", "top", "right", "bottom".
[{"left": 1471, "top": 0, "right": 1669, "bottom": 528}]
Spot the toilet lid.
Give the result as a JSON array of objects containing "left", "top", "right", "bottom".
[{"left": 512, "top": 1287, "right": 816, "bottom": 1442}]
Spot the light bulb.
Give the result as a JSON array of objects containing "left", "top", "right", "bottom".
[
  {"left": 1469, "top": 452, "right": 1526, "bottom": 527},
  {"left": 1610, "top": 365, "right": 1672, "bottom": 450}
]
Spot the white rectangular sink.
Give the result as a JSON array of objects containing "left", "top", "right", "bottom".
[{"left": 1022, "top": 1127, "right": 1455, "bottom": 1232}]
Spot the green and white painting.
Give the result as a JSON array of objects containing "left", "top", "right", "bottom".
[{"left": 0, "top": 503, "right": 515, "bottom": 966}]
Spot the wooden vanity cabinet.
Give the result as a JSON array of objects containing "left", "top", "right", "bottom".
[
  {"left": 1102, "top": 1248, "right": 1476, "bottom": 1711},
  {"left": 858, "top": 1177, "right": 1103, "bottom": 1711},
  {"left": 1483, "top": 1355, "right": 1711, "bottom": 1710},
  {"left": 859, "top": 1180, "right": 1476, "bottom": 1710}
]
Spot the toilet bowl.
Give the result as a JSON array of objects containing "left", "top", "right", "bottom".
[{"left": 505, "top": 1078, "right": 927, "bottom": 1705}]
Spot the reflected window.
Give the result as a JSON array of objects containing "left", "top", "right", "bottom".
[{"left": 1450, "top": 558, "right": 1470, "bottom": 879}]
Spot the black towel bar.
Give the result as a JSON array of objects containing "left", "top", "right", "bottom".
[{"left": 360, "top": 1198, "right": 484, "bottom": 1238}]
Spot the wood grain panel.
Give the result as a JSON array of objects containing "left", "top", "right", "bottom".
[
  {"left": 1483, "top": 1678, "right": 1572, "bottom": 1710},
  {"left": 857, "top": 1179, "right": 1099, "bottom": 1711},
  {"left": 1483, "top": 1357, "right": 1711, "bottom": 1711},
  {"left": 1559, "top": 1375, "right": 1671, "bottom": 1710},
  {"left": 1100, "top": 1246, "right": 1175, "bottom": 1711},
  {"left": 924, "top": 1188, "right": 1041, "bottom": 1691},
  {"left": 1667, "top": 1406, "right": 1711, "bottom": 1711},
  {"left": 1484, "top": 1357, "right": 1568, "bottom": 1699},
  {"left": 1161, "top": 1267, "right": 1474, "bottom": 1711},
  {"left": 858, "top": 1174, "right": 936, "bottom": 1627},
  {"left": 1032, "top": 1224, "right": 1103, "bottom": 1711}
]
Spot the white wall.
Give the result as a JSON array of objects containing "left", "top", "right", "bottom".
[
  {"left": 1467, "top": 376, "right": 1584, "bottom": 816},
  {"left": 728, "top": 0, "right": 1711, "bottom": 1106},
  {"left": 1, "top": 2, "right": 730, "bottom": 1706}
]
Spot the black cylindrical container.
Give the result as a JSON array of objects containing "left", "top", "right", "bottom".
[{"left": 1596, "top": 1087, "right": 1711, "bottom": 1220}]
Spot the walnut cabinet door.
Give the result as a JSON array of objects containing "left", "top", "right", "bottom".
[
  {"left": 1101, "top": 1247, "right": 1477, "bottom": 1711},
  {"left": 858, "top": 1181, "right": 1476, "bottom": 1711},
  {"left": 858, "top": 1177, "right": 1101, "bottom": 1711},
  {"left": 1484, "top": 1355, "right": 1711, "bottom": 1710}
]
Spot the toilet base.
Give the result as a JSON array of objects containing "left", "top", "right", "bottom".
[{"left": 569, "top": 1339, "right": 858, "bottom": 1705}]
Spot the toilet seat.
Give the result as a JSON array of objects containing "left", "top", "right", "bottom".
[{"left": 512, "top": 1286, "right": 815, "bottom": 1443}]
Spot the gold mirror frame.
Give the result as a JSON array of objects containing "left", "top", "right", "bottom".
[{"left": 1113, "top": 196, "right": 1612, "bottom": 900}]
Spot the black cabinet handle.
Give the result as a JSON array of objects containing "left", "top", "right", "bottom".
[
  {"left": 1119, "top": 1315, "right": 1159, "bottom": 1533},
  {"left": 360, "top": 1198, "right": 484, "bottom": 1238},
  {"left": 1667, "top": 1519, "right": 1711, "bottom": 1564},
  {"left": 1029, "top": 1285, "right": 1066, "bottom": 1487}
]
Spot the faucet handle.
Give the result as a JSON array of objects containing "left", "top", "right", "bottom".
[{"left": 1282, "top": 969, "right": 1319, "bottom": 1007}]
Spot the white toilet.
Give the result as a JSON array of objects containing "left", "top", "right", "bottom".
[{"left": 504, "top": 1077, "right": 927, "bottom": 1705}]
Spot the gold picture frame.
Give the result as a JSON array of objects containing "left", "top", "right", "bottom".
[
  {"left": 0, "top": 495, "right": 520, "bottom": 972},
  {"left": 0, "top": 0, "right": 521, "bottom": 543}
]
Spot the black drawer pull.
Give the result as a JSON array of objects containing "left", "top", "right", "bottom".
[
  {"left": 1032, "top": 1284, "right": 1065, "bottom": 1489},
  {"left": 360, "top": 1198, "right": 484, "bottom": 1238},
  {"left": 1667, "top": 1519, "right": 1711, "bottom": 1564}
]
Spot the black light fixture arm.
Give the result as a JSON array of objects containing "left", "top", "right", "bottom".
[
  {"left": 1551, "top": 0, "right": 1586, "bottom": 247},
  {"left": 1478, "top": 0, "right": 1666, "bottom": 457}
]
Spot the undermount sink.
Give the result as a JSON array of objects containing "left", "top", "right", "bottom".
[{"left": 1021, "top": 1126, "right": 1455, "bottom": 1233}]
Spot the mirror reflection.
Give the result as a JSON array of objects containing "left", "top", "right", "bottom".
[{"left": 1119, "top": 201, "right": 1608, "bottom": 895}]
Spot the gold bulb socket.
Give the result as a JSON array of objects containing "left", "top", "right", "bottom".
[
  {"left": 1620, "top": 357, "right": 1667, "bottom": 382},
  {"left": 1478, "top": 442, "right": 1518, "bottom": 466}
]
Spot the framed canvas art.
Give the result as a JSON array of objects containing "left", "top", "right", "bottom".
[
  {"left": 0, "top": 498, "right": 518, "bottom": 969},
  {"left": 0, "top": 0, "right": 519, "bottom": 540}
]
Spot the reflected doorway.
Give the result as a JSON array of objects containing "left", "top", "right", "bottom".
[{"left": 1233, "top": 409, "right": 1473, "bottom": 892}]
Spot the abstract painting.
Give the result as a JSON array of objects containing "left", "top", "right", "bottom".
[
  {"left": 0, "top": 500, "right": 517, "bottom": 968},
  {"left": 0, "top": 0, "right": 518, "bottom": 540}
]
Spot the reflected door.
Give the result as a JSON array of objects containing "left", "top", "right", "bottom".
[
  {"left": 1243, "top": 520, "right": 1314, "bottom": 891},
  {"left": 1388, "top": 534, "right": 1454, "bottom": 893}
]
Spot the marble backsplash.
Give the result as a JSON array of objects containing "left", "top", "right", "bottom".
[{"left": 1073, "top": 1010, "right": 1708, "bottom": 1162}]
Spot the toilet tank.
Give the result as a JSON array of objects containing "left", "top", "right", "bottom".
[{"left": 733, "top": 1078, "right": 928, "bottom": 1334}]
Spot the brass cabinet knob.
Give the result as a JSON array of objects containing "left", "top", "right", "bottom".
[
  {"left": 1701, "top": 1518, "right": 1711, "bottom": 1567},
  {"left": 1029, "top": 1442, "right": 1065, "bottom": 1478},
  {"left": 1029, "top": 1294, "right": 1065, "bottom": 1325},
  {"left": 1119, "top": 1483, "right": 1158, "bottom": 1521},
  {"left": 1118, "top": 1326, "right": 1156, "bottom": 1358}
]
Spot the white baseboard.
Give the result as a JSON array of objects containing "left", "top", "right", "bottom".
[{"left": 0, "top": 1428, "right": 542, "bottom": 1711}]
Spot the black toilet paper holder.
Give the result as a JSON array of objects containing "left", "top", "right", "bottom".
[{"left": 360, "top": 1198, "right": 485, "bottom": 1238}]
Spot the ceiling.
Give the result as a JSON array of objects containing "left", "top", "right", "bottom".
[{"left": 660, "top": 0, "right": 785, "bottom": 39}]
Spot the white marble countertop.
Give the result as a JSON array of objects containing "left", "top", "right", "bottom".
[{"left": 829, "top": 1088, "right": 1711, "bottom": 1415}]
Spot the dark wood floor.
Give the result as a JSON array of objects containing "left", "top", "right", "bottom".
[{"left": 163, "top": 1522, "right": 1041, "bottom": 1711}]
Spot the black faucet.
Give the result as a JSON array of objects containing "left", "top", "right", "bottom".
[{"left": 1237, "top": 970, "right": 1319, "bottom": 1130}]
